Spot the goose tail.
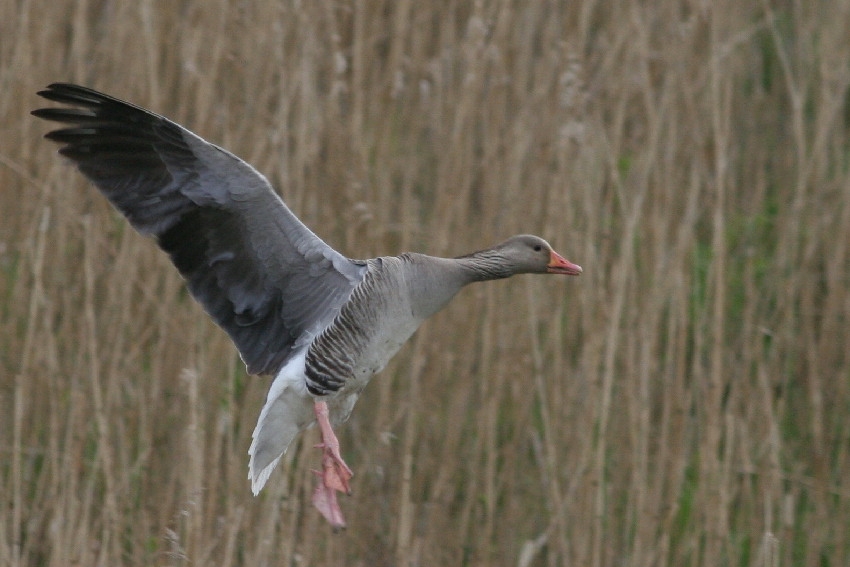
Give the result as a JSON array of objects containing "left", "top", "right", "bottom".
[{"left": 248, "top": 353, "right": 313, "bottom": 494}]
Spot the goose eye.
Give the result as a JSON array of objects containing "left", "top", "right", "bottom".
[{"left": 533, "top": 245, "right": 542, "bottom": 252}]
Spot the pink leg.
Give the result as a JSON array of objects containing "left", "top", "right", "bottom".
[{"left": 310, "top": 401, "right": 353, "bottom": 529}]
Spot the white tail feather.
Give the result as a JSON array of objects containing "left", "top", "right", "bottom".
[{"left": 247, "top": 352, "right": 313, "bottom": 494}]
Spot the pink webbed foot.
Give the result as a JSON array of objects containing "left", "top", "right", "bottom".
[
  {"left": 310, "top": 401, "right": 353, "bottom": 528},
  {"left": 312, "top": 474, "right": 346, "bottom": 529}
]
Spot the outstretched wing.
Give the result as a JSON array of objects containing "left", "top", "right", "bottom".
[{"left": 33, "top": 83, "right": 366, "bottom": 375}]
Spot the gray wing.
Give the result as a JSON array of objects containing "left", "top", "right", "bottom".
[{"left": 33, "top": 83, "right": 366, "bottom": 375}]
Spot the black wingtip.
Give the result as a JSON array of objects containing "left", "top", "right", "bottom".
[
  {"left": 34, "top": 83, "right": 168, "bottom": 126},
  {"left": 38, "top": 82, "right": 97, "bottom": 95},
  {"left": 35, "top": 83, "right": 105, "bottom": 106}
]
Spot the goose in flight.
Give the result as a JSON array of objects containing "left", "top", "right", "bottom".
[{"left": 33, "top": 83, "right": 582, "bottom": 528}]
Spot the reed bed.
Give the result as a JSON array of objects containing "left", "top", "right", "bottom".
[{"left": 2, "top": 1, "right": 849, "bottom": 565}]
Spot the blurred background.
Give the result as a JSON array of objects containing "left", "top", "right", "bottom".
[{"left": 2, "top": 1, "right": 849, "bottom": 565}]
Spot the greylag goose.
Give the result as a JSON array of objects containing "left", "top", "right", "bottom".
[{"left": 33, "top": 83, "right": 582, "bottom": 528}]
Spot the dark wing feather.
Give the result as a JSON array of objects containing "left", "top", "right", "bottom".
[{"left": 33, "top": 83, "right": 366, "bottom": 375}]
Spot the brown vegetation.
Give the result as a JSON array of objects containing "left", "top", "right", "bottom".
[{"left": 2, "top": 1, "right": 849, "bottom": 565}]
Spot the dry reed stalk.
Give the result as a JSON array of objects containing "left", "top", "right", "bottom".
[
  {"left": 81, "top": 216, "right": 121, "bottom": 562},
  {"left": 393, "top": 331, "right": 427, "bottom": 567},
  {"left": 525, "top": 280, "right": 567, "bottom": 561},
  {"left": 11, "top": 206, "right": 50, "bottom": 567},
  {"left": 4, "top": 0, "right": 850, "bottom": 565},
  {"left": 702, "top": 9, "right": 733, "bottom": 564}
]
